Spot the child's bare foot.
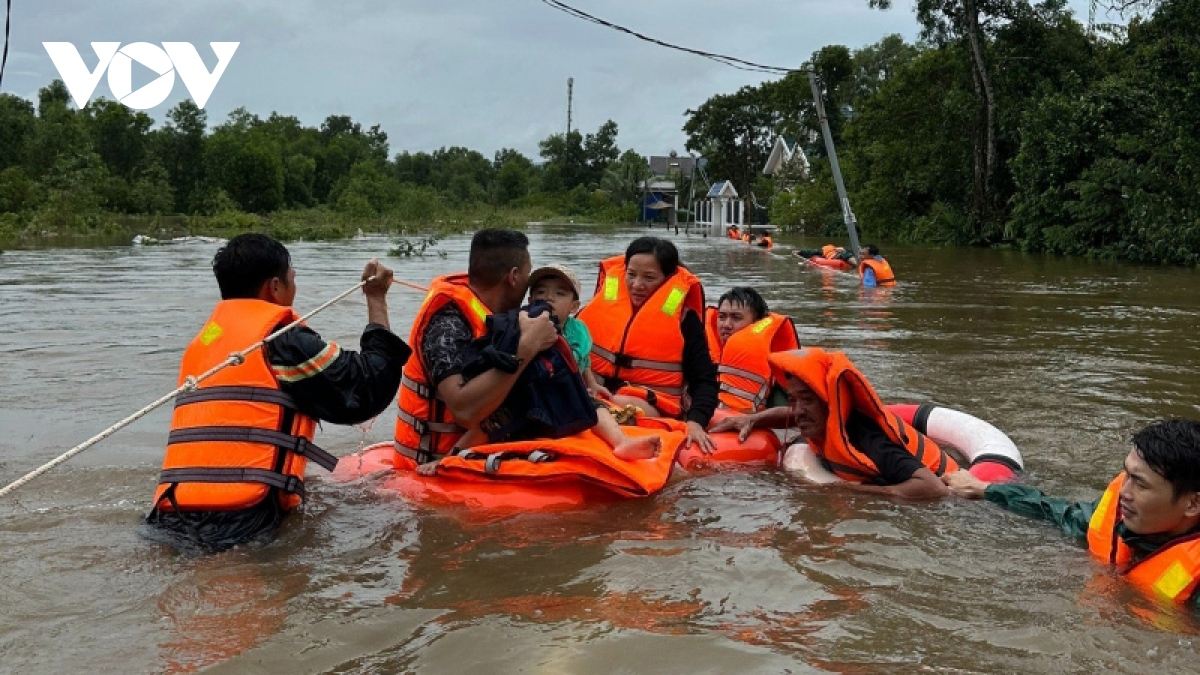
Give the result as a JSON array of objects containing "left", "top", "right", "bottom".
[
  {"left": 613, "top": 434, "right": 661, "bottom": 460},
  {"left": 416, "top": 459, "right": 441, "bottom": 476}
]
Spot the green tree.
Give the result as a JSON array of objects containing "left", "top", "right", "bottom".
[
  {"left": 0, "top": 94, "right": 36, "bottom": 173},
  {"left": 83, "top": 98, "right": 153, "bottom": 179},
  {"left": 583, "top": 120, "right": 620, "bottom": 186},
  {"left": 393, "top": 151, "right": 434, "bottom": 186},
  {"left": 600, "top": 149, "right": 652, "bottom": 206},
  {"left": 204, "top": 111, "right": 285, "bottom": 212},
  {"left": 156, "top": 100, "right": 208, "bottom": 213},
  {"left": 539, "top": 130, "right": 587, "bottom": 191},
  {"left": 492, "top": 148, "right": 534, "bottom": 204}
]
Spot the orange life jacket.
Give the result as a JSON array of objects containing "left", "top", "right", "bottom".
[
  {"left": 821, "top": 244, "right": 839, "bottom": 259},
  {"left": 704, "top": 307, "right": 800, "bottom": 413},
  {"left": 767, "top": 347, "right": 958, "bottom": 483},
  {"left": 759, "top": 236, "right": 773, "bottom": 249},
  {"left": 393, "top": 274, "right": 491, "bottom": 466},
  {"left": 859, "top": 257, "right": 896, "bottom": 286},
  {"left": 153, "top": 299, "right": 339, "bottom": 513},
  {"left": 577, "top": 255, "right": 705, "bottom": 419},
  {"left": 1087, "top": 473, "right": 1200, "bottom": 603}
]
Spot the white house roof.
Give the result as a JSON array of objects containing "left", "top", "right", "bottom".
[
  {"left": 762, "top": 137, "right": 810, "bottom": 176},
  {"left": 706, "top": 180, "right": 738, "bottom": 199}
]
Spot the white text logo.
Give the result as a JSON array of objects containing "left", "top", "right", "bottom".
[{"left": 42, "top": 42, "right": 239, "bottom": 110}]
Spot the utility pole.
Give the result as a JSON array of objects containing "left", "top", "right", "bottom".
[
  {"left": 807, "top": 66, "right": 862, "bottom": 256},
  {"left": 566, "top": 77, "right": 574, "bottom": 136}
]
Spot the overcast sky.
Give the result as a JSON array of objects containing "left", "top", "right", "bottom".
[{"left": 7, "top": 0, "right": 1099, "bottom": 161}]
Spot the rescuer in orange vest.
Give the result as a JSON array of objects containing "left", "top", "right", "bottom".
[
  {"left": 857, "top": 244, "right": 896, "bottom": 287},
  {"left": 944, "top": 419, "right": 1200, "bottom": 607},
  {"left": 393, "top": 229, "right": 559, "bottom": 468},
  {"left": 144, "top": 233, "right": 411, "bottom": 553},
  {"left": 702, "top": 286, "right": 799, "bottom": 416}
]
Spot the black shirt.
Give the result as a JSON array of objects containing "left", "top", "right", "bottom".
[
  {"left": 422, "top": 305, "right": 475, "bottom": 386},
  {"left": 267, "top": 322, "right": 410, "bottom": 423},
  {"left": 843, "top": 410, "right": 924, "bottom": 485}
]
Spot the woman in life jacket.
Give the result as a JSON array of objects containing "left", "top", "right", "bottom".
[{"left": 577, "top": 237, "right": 720, "bottom": 454}]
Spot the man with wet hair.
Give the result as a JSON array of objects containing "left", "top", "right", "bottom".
[
  {"left": 703, "top": 286, "right": 799, "bottom": 418},
  {"left": 945, "top": 419, "right": 1200, "bottom": 606},
  {"left": 857, "top": 244, "right": 895, "bottom": 287},
  {"left": 393, "top": 228, "right": 558, "bottom": 467},
  {"left": 146, "top": 233, "right": 411, "bottom": 553}
]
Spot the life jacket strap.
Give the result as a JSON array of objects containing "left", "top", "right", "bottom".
[
  {"left": 395, "top": 409, "right": 464, "bottom": 436},
  {"left": 717, "top": 364, "right": 767, "bottom": 385},
  {"left": 173, "top": 385, "right": 299, "bottom": 410},
  {"left": 394, "top": 440, "right": 438, "bottom": 465},
  {"left": 401, "top": 374, "right": 433, "bottom": 399},
  {"left": 719, "top": 382, "right": 768, "bottom": 409},
  {"left": 158, "top": 467, "right": 306, "bottom": 498},
  {"left": 166, "top": 426, "right": 338, "bottom": 471},
  {"left": 592, "top": 345, "right": 684, "bottom": 373}
]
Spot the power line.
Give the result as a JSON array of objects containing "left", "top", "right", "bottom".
[
  {"left": 0, "top": 0, "right": 11, "bottom": 90},
  {"left": 539, "top": 0, "right": 797, "bottom": 75}
]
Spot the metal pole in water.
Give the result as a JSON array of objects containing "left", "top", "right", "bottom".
[{"left": 807, "top": 66, "right": 862, "bottom": 256}]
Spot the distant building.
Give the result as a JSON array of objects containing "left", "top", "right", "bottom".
[
  {"left": 695, "top": 180, "right": 746, "bottom": 234},
  {"left": 649, "top": 155, "right": 701, "bottom": 177},
  {"left": 762, "top": 137, "right": 810, "bottom": 178}
]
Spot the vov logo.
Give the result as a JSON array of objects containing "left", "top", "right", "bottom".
[{"left": 42, "top": 42, "right": 239, "bottom": 110}]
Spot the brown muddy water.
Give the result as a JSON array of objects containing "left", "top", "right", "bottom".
[{"left": 2, "top": 223, "right": 1199, "bottom": 674}]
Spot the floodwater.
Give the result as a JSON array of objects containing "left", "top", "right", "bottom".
[{"left": 2, "top": 223, "right": 1199, "bottom": 674}]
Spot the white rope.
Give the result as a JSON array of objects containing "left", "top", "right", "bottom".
[{"left": 0, "top": 277, "right": 374, "bottom": 499}]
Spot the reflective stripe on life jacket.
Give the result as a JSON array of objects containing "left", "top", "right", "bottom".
[
  {"left": 767, "top": 347, "right": 958, "bottom": 483},
  {"left": 1087, "top": 473, "right": 1200, "bottom": 603},
  {"left": 704, "top": 308, "right": 800, "bottom": 413},
  {"left": 859, "top": 257, "right": 896, "bottom": 286},
  {"left": 577, "top": 255, "right": 704, "bottom": 419},
  {"left": 393, "top": 274, "right": 490, "bottom": 465},
  {"left": 154, "top": 300, "right": 336, "bottom": 513}
]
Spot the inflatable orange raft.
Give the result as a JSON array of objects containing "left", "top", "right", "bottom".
[
  {"left": 802, "top": 256, "right": 853, "bottom": 271},
  {"left": 333, "top": 412, "right": 781, "bottom": 513},
  {"left": 678, "top": 408, "right": 781, "bottom": 472}
]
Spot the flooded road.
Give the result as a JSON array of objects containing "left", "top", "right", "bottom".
[{"left": 2, "top": 224, "right": 1199, "bottom": 673}]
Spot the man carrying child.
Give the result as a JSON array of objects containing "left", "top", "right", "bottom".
[{"left": 396, "top": 229, "right": 659, "bottom": 477}]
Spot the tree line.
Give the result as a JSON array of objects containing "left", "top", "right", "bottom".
[
  {"left": 683, "top": 0, "right": 1198, "bottom": 265},
  {"left": 0, "top": 81, "right": 657, "bottom": 242}
]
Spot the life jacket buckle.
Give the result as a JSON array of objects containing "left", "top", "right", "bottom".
[
  {"left": 281, "top": 474, "right": 303, "bottom": 494},
  {"left": 614, "top": 354, "right": 635, "bottom": 369}
]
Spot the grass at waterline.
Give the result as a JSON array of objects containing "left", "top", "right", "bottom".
[{"left": 0, "top": 204, "right": 611, "bottom": 251}]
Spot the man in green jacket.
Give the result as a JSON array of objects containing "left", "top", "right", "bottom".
[{"left": 943, "top": 419, "right": 1200, "bottom": 606}]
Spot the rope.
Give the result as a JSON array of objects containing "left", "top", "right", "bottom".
[
  {"left": 0, "top": 276, "right": 375, "bottom": 499},
  {"left": 391, "top": 279, "right": 429, "bottom": 293}
]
